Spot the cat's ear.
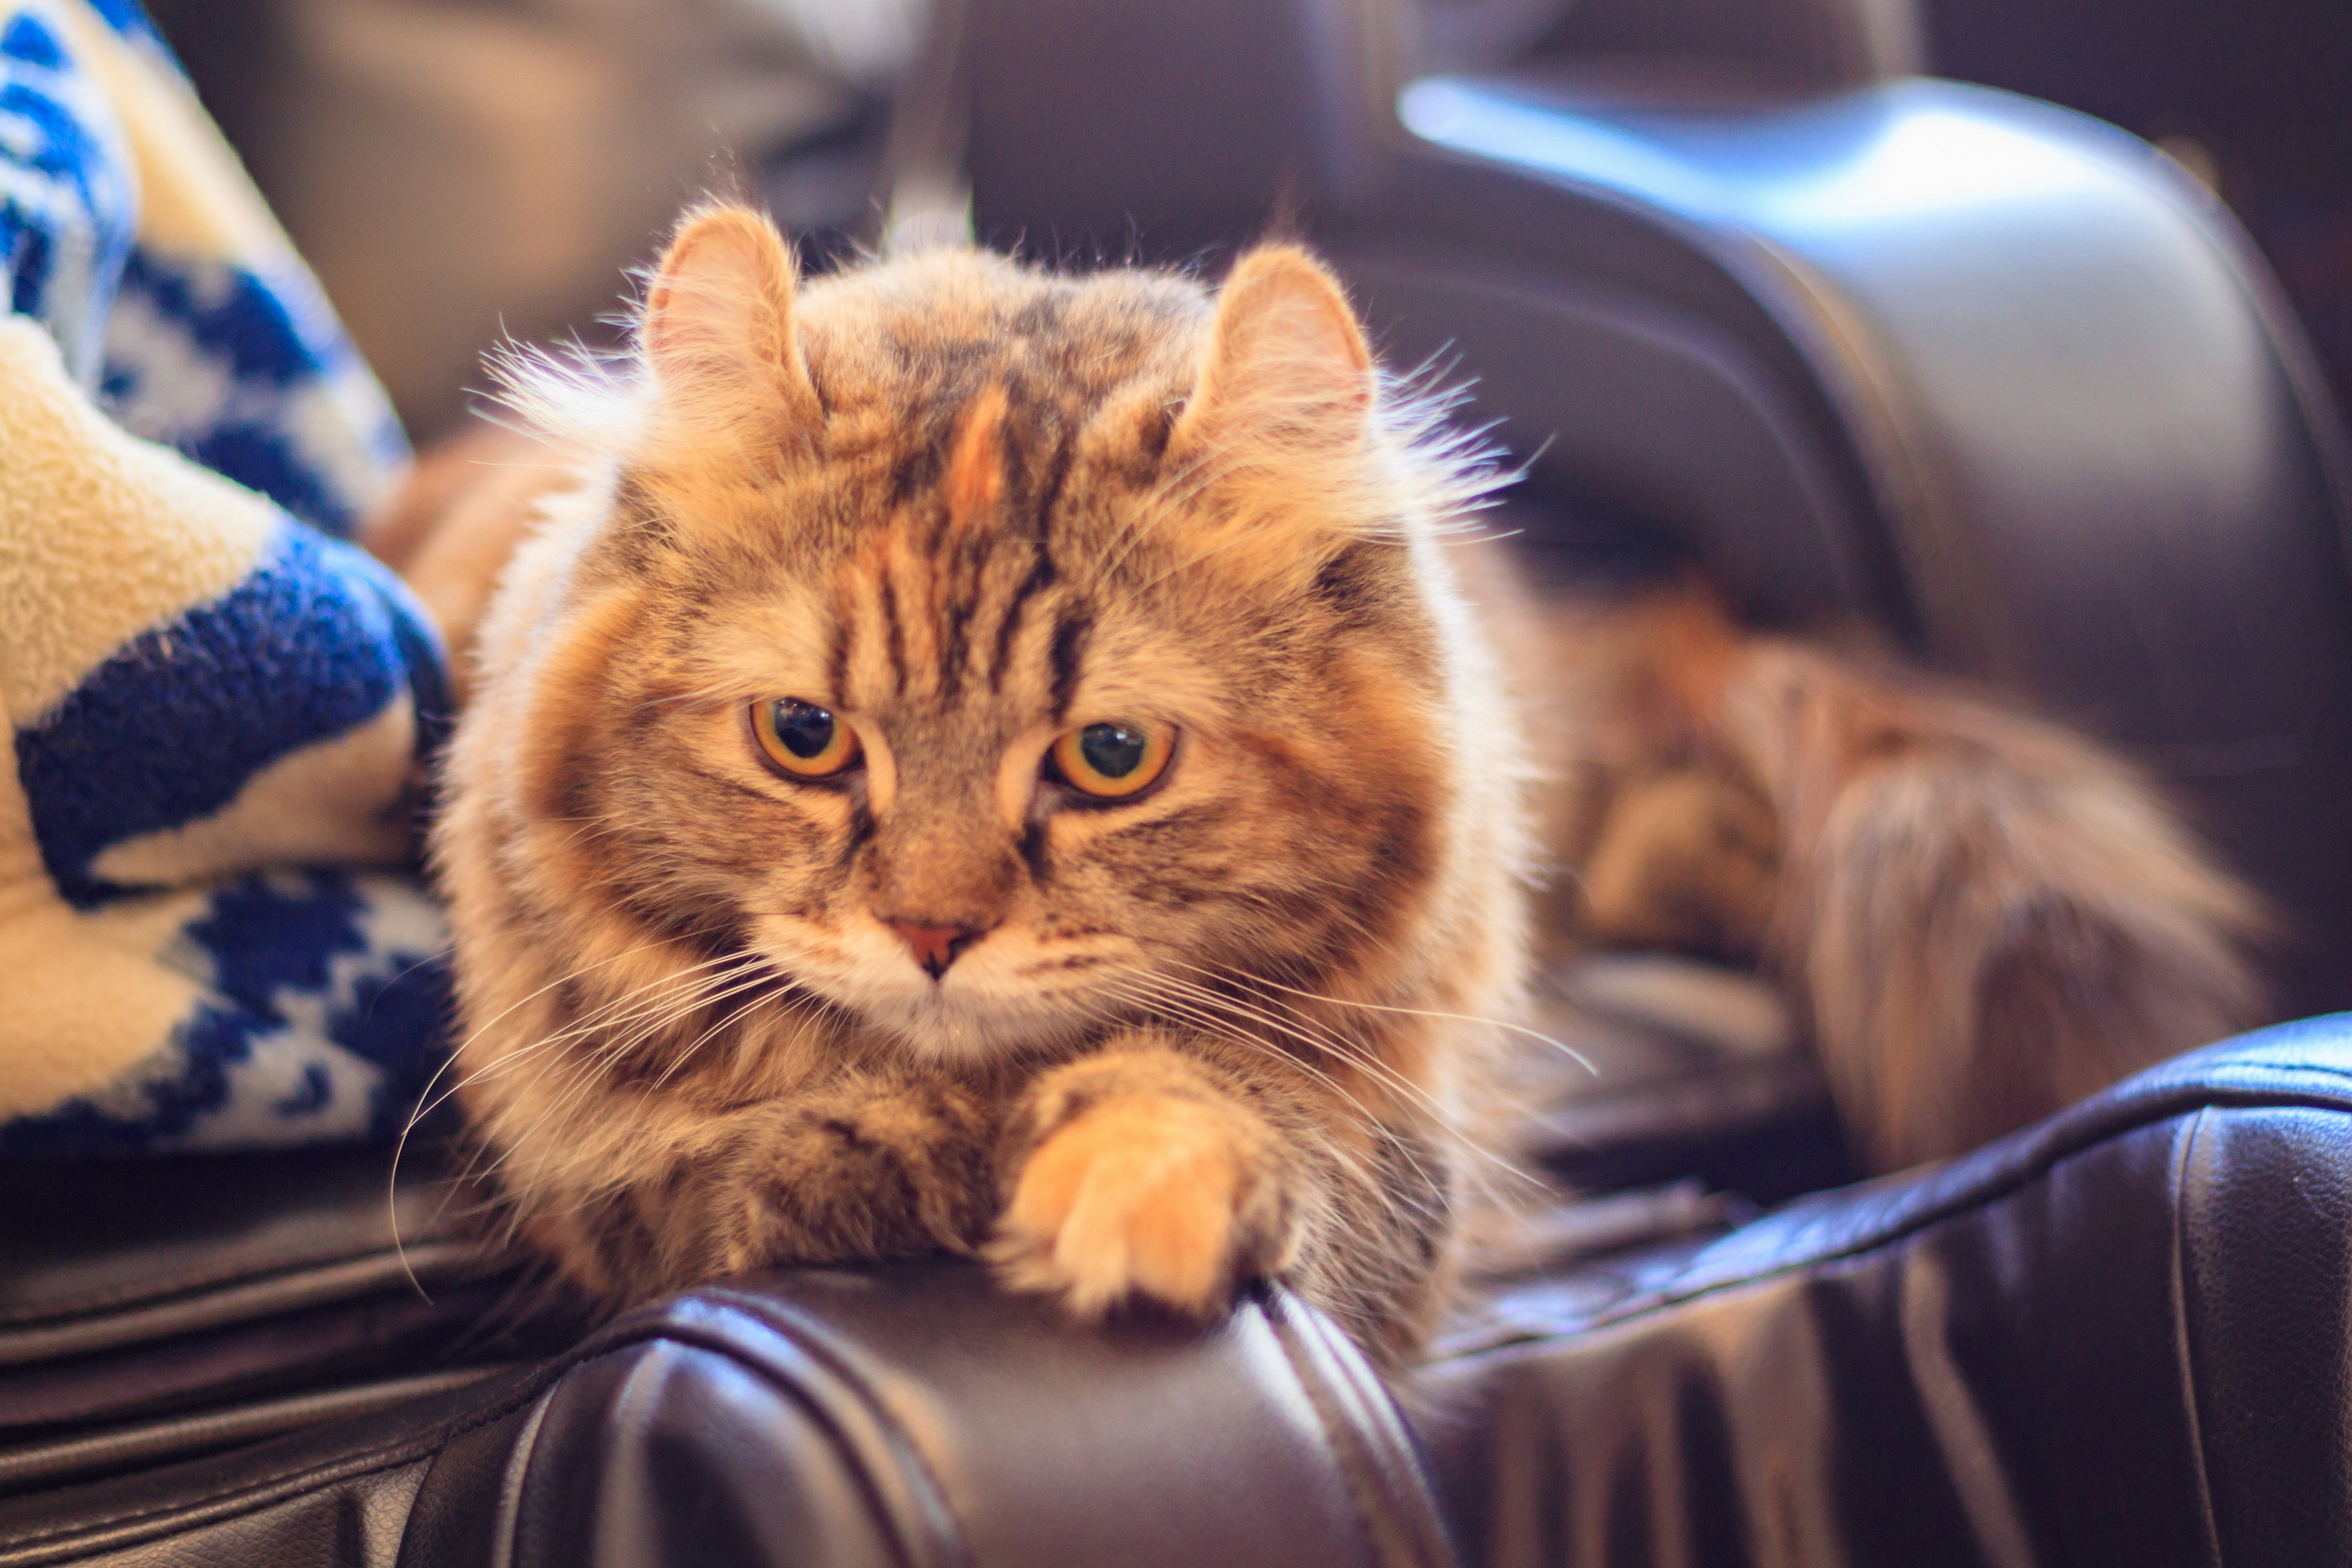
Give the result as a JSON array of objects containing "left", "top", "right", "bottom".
[
  {"left": 640, "top": 205, "right": 821, "bottom": 466},
  {"left": 1176, "top": 246, "right": 1373, "bottom": 460}
]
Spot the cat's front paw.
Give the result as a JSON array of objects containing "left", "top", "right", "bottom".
[{"left": 990, "top": 1093, "right": 1299, "bottom": 1317}]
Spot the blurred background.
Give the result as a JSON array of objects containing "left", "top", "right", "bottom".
[
  {"left": 145, "top": 0, "right": 2352, "bottom": 447},
  {"left": 145, "top": 0, "right": 927, "bottom": 440}
]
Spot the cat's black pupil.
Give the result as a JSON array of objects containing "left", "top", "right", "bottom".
[
  {"left": 1079, "top": 723, "right": 1147, "bottom": 778},
  {"left": 771, "top": 700, "right": 835, "bottom": 759}
]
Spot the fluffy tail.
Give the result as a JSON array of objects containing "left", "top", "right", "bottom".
[{"left": 1531, "top": 583, "right": 2267, "bottom": 1170}]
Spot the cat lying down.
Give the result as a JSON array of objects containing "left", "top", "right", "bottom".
[{"left": 368, "top": 205, "right": 2263, "bottom": 1365}]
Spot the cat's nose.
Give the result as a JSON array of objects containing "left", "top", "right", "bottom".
[{"left": 885, "top": 919, "right": 985, "bottom": 980}]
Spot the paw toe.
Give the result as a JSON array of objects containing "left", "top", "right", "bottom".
[{"left": 993, "top": 1096, "right": 1268, "bottom": 1317}]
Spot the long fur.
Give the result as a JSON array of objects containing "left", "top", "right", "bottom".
[
  {"left": 406, "top": 209, "right": 1529, "bottom": 1366},
  {"left": 375, "top": 205, "right": 2264, "bottom": 1368},
  {"left": 1503, "top": 586, "right": 2266, "bottom": 1170}
]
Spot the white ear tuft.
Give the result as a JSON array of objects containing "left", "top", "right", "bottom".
[{"left": 641, "top": 205, "right": 820, "bottom": 466}]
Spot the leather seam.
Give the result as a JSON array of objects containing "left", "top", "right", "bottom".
[
  {"left": 0, "top": 1448, "right": 443, "bottom": 1565},
  {"left": 2169, "top": 1106, "right": 2228, "bottom": 1567},
  {"left": 1264, "top": 1294, "right": 1412, "bottom": 1568},
  {"left": 663, "top": 1293, "right": 976, "bottom": 1568},
  {"left": 1264, "top": 1290, "right": 1461, "bottom": 1568},
  {"left": 0, "top": 1237, "right": 472, "bottom": 1330},
  {"left": 0, "top": 1245, "right": 489, "bottom": 1366},
  {"left": 0, "top": 1379, "right": 553, "bottom": 1561},
  {"left": 1634, "top": 1086, "right": 2352, "bottom": 1310},
  {"left": 485, "top": 1386, "right": 557, "bottom": 1568}
]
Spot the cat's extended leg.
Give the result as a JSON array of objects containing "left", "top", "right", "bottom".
[
  {"left": 507, "top": 1069, "right": 1001, "bottom": 1302},
  {"left": 1537, "top": 584, "right": 2267, "bottom": 1170},
  {"left": 988, "top": 1038, "right": 1452, "bottom": 1351},
  {"left": 990, "top": 1042, "right": 1308, "bottom": 1317}
]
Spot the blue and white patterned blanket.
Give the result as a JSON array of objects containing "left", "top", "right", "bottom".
[{"left": 1, "top": 0, "right": 452, "bottom": 1153}]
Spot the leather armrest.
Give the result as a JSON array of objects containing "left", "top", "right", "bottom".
[
  {"left": 402, "top": 1263, "right": 1458, "bottom": 1568},
  {"left": 0, "top": 963, "right": 1816, "bottom": 1566},
  {"left": 0, "top": 1258, "right": 1459, "bottom": 1567}
]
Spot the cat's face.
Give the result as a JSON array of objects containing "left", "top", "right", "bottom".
[{"left": 498, "top": 213, "right": 1477, "bottom": 1063}]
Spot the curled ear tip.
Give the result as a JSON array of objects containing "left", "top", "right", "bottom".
[{"left": 639, "top": 200, "right": 816, "bottom": 435}]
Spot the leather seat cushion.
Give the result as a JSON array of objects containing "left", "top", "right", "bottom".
[{"left": 1413, "top": 1016, "right": 2352, "bottom": 1566}]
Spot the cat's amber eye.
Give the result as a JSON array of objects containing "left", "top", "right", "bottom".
[
  {"left": 1049, "top": 721, "right": 1174, "bottom": 800},
  {"left": 752, "top": 698, "right": 862, "bottom": 779}
]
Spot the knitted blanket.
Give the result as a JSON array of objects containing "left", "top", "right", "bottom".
[{"left": 1, "top": 0, "right": 451, "bottom": 1153}]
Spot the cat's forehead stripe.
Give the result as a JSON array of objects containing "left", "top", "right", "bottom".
[{"left": 943, "top": 383, "right": 1008, "bottom": 531}]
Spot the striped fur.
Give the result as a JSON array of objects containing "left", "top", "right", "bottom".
[
  {"left": 424, "top": 208, "right": 1528, "bottom": 1362},
  {"left": 407, "top": 206, "right": 2264, "bottom": 1361}
]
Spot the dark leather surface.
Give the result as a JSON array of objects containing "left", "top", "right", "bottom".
[
  {"left": 1415, "top": 1014, "right": 2352, "bottom": 1566},
  {"left": 0, "top": 1146, "right": 554, "bottom": 1453},
  {"left": 13, "top": 1020, "right": 2352, "bottom": 1562},
  {"left": 0, "top": 1257, "right": 1457, "bottom": 1567},
  {"left": 963, "top": 0, "right": 1399, "bottom": 263},
  {"left": 1514, "top": 0, "right": 1923, "bottom": 91},
  {"left": 0, "top": 967, "right": 1790, "bottom": 1565}
]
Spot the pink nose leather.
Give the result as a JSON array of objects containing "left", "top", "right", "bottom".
[{"left": 887, "top": 920, "right": 982, "bottom": 980}]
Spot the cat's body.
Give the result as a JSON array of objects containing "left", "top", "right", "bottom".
[
  {"left": 390, "top": 206, "right": 2263, "bottom": 1364},
  {"left": 422, "top": 209, "right": 1526, "bottom": 1362}
]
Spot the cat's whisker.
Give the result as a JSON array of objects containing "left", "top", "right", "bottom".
[
  {"left": 554, "top": 965, "right": 820, "bottom": 1105},
  {"left": 422, "top": 946, "right": 752, "bottom": 1110},
  {"left": 516, "top": 967, "right": 782, "bottom": 1122},
  {"left": 419, "top": 951, "right": 757, "bottom": 1137},
  {"left": 1117, "top": 970, "right": 1541, "bottom": 1200},
  {"left": 1103, "top": 971, "right": 1430, "bottom": 1159},
  {"left": 1096, "top": 978, "right": 1401, "bottom": 1192},
  {"left": 1131, "top": 980, "right": 1547, "bottom": 1238},
  {"left": 1147, "top": 965, "right": 1546, "bottom": 1148},
  {"left": 1099, "top": 976, "right": 1464, "bottom": 1207},
  {"left": 1176, "top": 958, "right": 1597, "bottom": 1076},
  {"left": 437, "top": 962, "right": 782, "bottom": 1205},
  {"left": 1138, "top": 975, "right": 1440, "bottom": 1121},
  {"left": 391, "top": 938, "right": 753, "bottom": 1291},
  {"left": 1138, "top": 965, "right": 1557, "bottom": 1217},
  {"left": 644, "top": 974, "right": 807, "bottom": 1091}
]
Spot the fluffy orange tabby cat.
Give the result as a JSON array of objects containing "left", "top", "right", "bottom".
[{"left": 380, "top": 205, "right": 2260, "bottom": 1362}]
